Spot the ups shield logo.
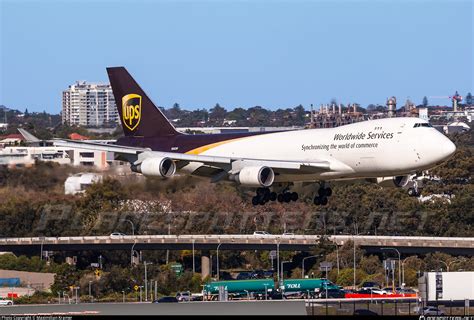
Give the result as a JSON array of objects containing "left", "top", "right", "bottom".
[{"left": 122, "top": 94, "right": 142, "bottom": 131}]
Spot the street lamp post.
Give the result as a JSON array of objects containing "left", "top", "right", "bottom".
[
  {"left": 276, "top": 242, "right": 280, "bottom": 285},
  {"left": 353, "top": 235, "right": 356, "bottom": 289},
  {"left": 144, "top": 261, "right": 153, "bottom": 302},
  {"left": 281, "top": 261, "right": 290, "bottom": 289},
  {"left": 131, "top": 241, "right": 137, "bottom": 266},
  {"left": 334, "top": 243, "right": 340, "bottom": 275},
  {"left": 401, "top": 257, "right": 412, "bottom": 286},
  {"left": 40, "top": 238, "right": 44, "bottom": 261},
  {"left": 302, "top": 255, "right": 320, "bottom": 278},
  {"left": 216, "top": 243, "right": 223, "bottom": 281},
  {"left": 381, "top": 248, "right": 401, "bottom": 288},
  {"left": 121, "top": 219, "right": 135, "bottom": 236},
  {"left": 192, "top": 239, "right": 195, "bottom": 274}
]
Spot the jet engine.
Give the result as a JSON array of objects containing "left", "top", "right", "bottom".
[
  {"left": 235, "top": 166, "right": 275, "bottom": 187},
  {"left": 372, "top": 175, "right": 411, "bottom": 188},
  {"left": 132, "top": 157, "right": 176, "bottom": 178}
]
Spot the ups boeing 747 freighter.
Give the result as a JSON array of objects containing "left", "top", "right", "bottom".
[{"left": 55, "top": 67, "right": 456, "bottom": 205}]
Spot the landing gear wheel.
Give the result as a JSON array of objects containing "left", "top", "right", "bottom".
[
  {"left": 263, "top": 192, "right": 270, "bottom": 202},
  {"left": 277, "top": 194, "right": 284, "bottom": 203},
  {"left": 320, "top": 197, "right": 328, "bottom": 206},
  {"left": 252, "top": 196, "right": 259, "bottom": 206},
  {"left": 270, "top": 192, "right": 277, "bottom": 201},
  {"left": 313, "top": 197, "right": 321, "bottom": 205},
  {"left": 291, "top": 192, "right": 298, "bottom": 202},
  {"left": 325, "top": 187, "right": 332, "bottom": 197},
  {"left": 318, "top": 188, "right": 326, "bottom": 197},
  {"left": 283, "top": 192, "right": 292, "bottom": 203},
  {"left": 407, "top": 188, "right": 419, "bottom": 197}
]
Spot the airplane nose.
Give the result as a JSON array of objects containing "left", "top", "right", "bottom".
[{"left": 442, "top": 138, "right": 456, "bottom": 160}]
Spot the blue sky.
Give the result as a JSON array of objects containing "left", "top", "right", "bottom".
[{"left": 1, "top": 0, "right": 472, "bottom": 113}]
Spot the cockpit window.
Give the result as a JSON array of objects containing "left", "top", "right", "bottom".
[{"left": 413, "top": 123, "right": 433, "bottom": 128}]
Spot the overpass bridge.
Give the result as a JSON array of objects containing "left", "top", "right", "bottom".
[{"left": 1, "top": 234, "right": 472, "bottom": 255}]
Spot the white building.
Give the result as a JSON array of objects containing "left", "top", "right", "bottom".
[
  {"left": 65, "top": 173, "right": 103, "bottom": 195},
  {"left": 0, "top": 146, "right": 70, "bottom": 167},
  {"left": 0, "top": 145, "right": 127, "bottom": 171},
  {"left": 62, "top": 81, "right": 118, "bottom": 127}
]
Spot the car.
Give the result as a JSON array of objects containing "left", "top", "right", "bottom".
[
  {"left": 419, "top": 306, "right": 445, "bottom": 316},
  {"left": 236, "top": 272, "right": 252, "bottom": 280},
  {"left": 319, "top": 288, "right": 346, "bottom": 299},
  {"left": 0, "top": 300, "right": 13, "bottom": 306},
  {"left": 253, "top": 231, "right": 271, "bottom": 236},
  {"left": 361, "top": 281, "right": 381, "bottom": 289},
  {"left": 191, "top": 293, "right": 203, "bottom": 301},
  {"left": 153, "top": 296, "right": 178, "bottom": 303},
  {"left": 282, "top": 232, "right": 295, "bottom": 237},
  {"left": 250, "top": 269, "right": 265, "bottom": 279},
  {"left": 263, "top": 270, "right": 274, "bottom": 278},
  {"left": 269, "top": 292, "right": 284, "bottom": 300},
  {"left": 110, "top": 232, "right": 126, "bottom": 237},
  {"left": 353, "top": 309, "right": 378, "bottom": 316},
  {"left": 175, "top": 291, "right": 191, "bottom": 302},
  {"left": 356, "top": 288, "right": 385, "bottom": 295},
  {"left": 396, "top": 288, "right": 417, "bottom": 295},
  {"left": 382, "top": 287, "right": 395, "bottom": 293}
]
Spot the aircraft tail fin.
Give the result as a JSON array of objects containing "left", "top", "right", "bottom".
[{"left": 106, "top": 67, "right": 180, "bottom": 138}]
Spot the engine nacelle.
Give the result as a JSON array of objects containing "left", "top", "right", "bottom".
[
  {"left": 236, "top": 166, "right": 275, "bottom": 187},
  {"left": 373, "top": 175, "right": 411, "bottom": 188},
  {"left": 132, "top": 157, "right": 176, "bottom": 178}
]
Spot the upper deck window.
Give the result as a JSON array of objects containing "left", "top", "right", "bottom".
[{"left": 413, "top": 123, "right": 432, "bottom": 128}]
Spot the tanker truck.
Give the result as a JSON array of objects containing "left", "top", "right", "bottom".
[
  {"left": 203, "top": 279, "right": 275, "bottom": 300},
  {"left": 204, "top": 278, "right": 340, "bottom": 300},
  {"left": 281, "top": 278, "right": 341, "bottom": 299}
]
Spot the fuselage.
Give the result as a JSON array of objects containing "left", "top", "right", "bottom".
[{"left": 117, "top": 117, "right": 456, "bottom": 183}]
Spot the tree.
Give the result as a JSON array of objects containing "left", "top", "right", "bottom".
[
  {"left": 466, "top": 92, "right": 473, "bottom": 105},
  {"left": 168, "top": 103, "right": 182, "bottom": 120},
  {"left": 209, "top": 104, "right": 227, "bottom": 122},
  {"left": 422, "top": 96, "right": 428, "bottom": 107}
]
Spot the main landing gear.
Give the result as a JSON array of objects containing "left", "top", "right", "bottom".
[
  {"left": 313, "top": 184, "right": 332, "bottom": 206},
  {"left": 251, "top": 188, "right": 298, "bottom": 206}
]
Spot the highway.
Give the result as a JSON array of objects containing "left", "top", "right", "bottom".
[{"left": 1, "top": 235, "right": 473, "bottom": 255}]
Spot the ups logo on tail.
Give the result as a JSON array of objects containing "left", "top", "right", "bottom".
[{"left": 122, "top": 94, "right": 142, "bottom": 131}]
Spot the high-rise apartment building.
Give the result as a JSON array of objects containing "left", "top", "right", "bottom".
[{"left": 62, "top": 81, "right": 118, "bottom": 126}]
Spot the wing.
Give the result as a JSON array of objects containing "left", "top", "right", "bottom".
[{"left": 54, "top": 139, "right": 332, "bottom": 179}]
